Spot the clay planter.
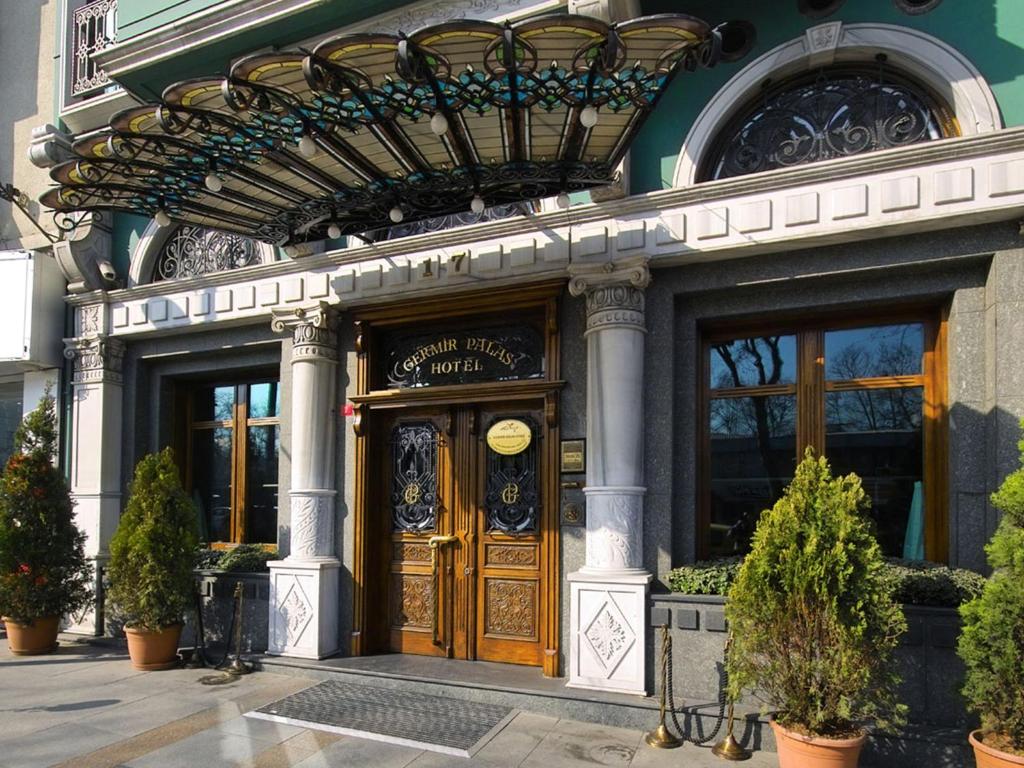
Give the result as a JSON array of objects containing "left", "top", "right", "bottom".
[
  {"left": 2, "top": 615, "right": 59, "bottom": 655},
  {"left": 124, "top": 624, "right": 183, "bottom": 670},
  {"left": 970, "top": 730, "right": 1024, "bottom": 768},
  {"left": 770, "top": 718, "right": 867, "bottom": 768}
]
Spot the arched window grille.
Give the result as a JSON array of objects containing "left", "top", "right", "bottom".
[
  {"left": 154, "top": 225, "right": 264, "bottom": 281},
  {"left": 700, "top": 59, "right": 958, "bottom": 182}
]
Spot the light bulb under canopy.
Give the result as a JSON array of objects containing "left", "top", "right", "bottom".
[
  {"left": 430, "top": 113, "right": 449, "bottom": 136},
  {"left": 580, "top": 105, "right": 598, "bottom": 128},
  {"left": 204, "top": 172, "right": 223, "bottom": 192},
  {"left": 327, "top": 223, "right": 342, "bottom": 240},
  {"left": 154, "top": 209, "right": 172, "bottom": 227},
  {"left": 389, "top": 206, "right": 404, "bottom": 223},
  {"left": 556, "top": 192, "right": 571, "bottom": 209},
  {"left": 470, "top": 195, "right": 485, "bottom": 214},
  {"left": 298, "top": 134, "right": 317, "bottom": 158},
  {"left": 283, "top": 245, "right": 298, "bottom": 257}
]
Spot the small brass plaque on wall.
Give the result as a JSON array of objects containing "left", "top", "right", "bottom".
[{"left": 560, "top": 439, "right": 585, "bottom": 473}]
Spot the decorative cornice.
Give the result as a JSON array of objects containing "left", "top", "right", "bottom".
[
  {"left": 271, "top": 302, "right": 339, "bottom": 363},
  {"left": 63, "top": 336, "right": 126, "bottom": 384},
  {"left": 568, "top": 256, "right": 650, "bottom": 297}
]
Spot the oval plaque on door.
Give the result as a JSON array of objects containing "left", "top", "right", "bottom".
[{"left": 486, "top": 419, "right": 532, "bottom": 455}]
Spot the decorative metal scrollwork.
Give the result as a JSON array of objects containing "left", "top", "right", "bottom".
[
  {"left": 704, "top": 66, "right": 953, "bottom": 181},
  {"left": 155, "top": 225, "right": 262, "bottom": 281},
  {"left": 391, "top": 423, "right": 439, "bottom": 533},
  {"left": 485, "top": 417, "right": 538, "bottom": 534}
]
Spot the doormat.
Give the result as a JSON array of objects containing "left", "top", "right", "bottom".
[{"left": 246, "top": 679, "right": 517, "bottom": 757}]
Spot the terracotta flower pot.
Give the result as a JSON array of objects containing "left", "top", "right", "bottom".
[
  {"left": 770, "top": 718, "right": 867, "bottom": 768},
  {"left": 124, "top": 623, "right": 182, "bottom": 670},
  {"left": 2, "top": 615, "right": 59, "bottom": 655},
  {"left": 970, "top": 730, "right": 1024, "bottom": 767}
]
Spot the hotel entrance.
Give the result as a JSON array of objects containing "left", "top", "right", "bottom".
[{"left": 350, "top": 285, "right": 563, "bottom": 676}]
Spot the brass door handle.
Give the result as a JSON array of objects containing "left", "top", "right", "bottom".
[{"left": 429, "top": 535, "right": 459, "bottom": 646}]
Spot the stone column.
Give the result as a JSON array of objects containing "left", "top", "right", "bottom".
[
  {"left": 566, "top": 257, "right": 651, "bottom": 694},
  {"left": 63, "top": 313, "right": 124, "bottom": 635},
  {"left": 267, "top": 302, "right": 341, "bottom": 659}
]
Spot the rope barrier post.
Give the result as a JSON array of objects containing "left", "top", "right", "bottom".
[
  {"left": 644, "top": 624, "right": 682, "bottom": 749},
  {"left": 224, "top": 582, "right": 251, "bottom": 676}
]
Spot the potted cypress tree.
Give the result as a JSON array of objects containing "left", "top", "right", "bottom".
[
  {"left": 958, "top": 422, "right": 1024, "bottom": 767},
  {"left": 725, "top": 451, "right": 907, "bottom": 767},
  {"left": 108, "top": 448, "right": 198, "bottom": 670},
  {"left": 0, "top": 389, "right": 91, "bottom": 654}
]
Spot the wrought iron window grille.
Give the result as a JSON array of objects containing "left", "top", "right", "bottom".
[
  {"left": 71, "top": 0, "right": 117, "bottom": 98},
  {"left": 701, "top": 58, "right": 957, "bottom": 182},
  {"left": 42, "top": 14, "right": 747, "bottom": 246},
  {"left": 154, "top": 225, "right": 263, "bottom": 282}
]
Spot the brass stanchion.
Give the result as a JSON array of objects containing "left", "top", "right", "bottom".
[
  {"left": 712, "top": 701, "right": 752, "bottom": 761},
  {"left": 644, "top": 624, "right": 681, "bottom": 749},
  {"left": 223, "top": 582, "right": 251, "bottom": 676}
]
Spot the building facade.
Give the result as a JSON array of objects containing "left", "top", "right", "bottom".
[{"left": 29, "top": 0, "right": 1024, "bottom": 739}]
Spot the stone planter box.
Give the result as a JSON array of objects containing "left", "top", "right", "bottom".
[
  {"left": 181, "top": 571, "right": 270, "bottom": 654},
  {"left": 649, "top": 594, "right": 973, "bottom": 767}
]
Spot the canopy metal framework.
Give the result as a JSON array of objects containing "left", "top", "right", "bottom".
[{"left": 43, "top": 14, "right": 734, "bottom": 246}]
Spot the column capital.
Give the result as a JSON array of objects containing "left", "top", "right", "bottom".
[
  {"left": 63, "top": 335, "right": 125, "bottom": 385},
  {"left": 569, "top": 258, "right": 649, "bottom": 334},
  {"left": 271, "top": 301, "right": 340, "bottom": 363},
  {"left": 567, "top": 256, "right": 650, "bottom": 297}
]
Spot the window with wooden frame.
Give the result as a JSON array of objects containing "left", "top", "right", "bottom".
[
  {"left": 699, "top": 310, "right": 947, "bottom": 561},
  {"left": 184, "top": 379, "right": 281, "bottom": 546}
]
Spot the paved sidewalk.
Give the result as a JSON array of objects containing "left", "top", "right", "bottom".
[{"left": 0, "top": 637, "right": 775, "bottom": 768}]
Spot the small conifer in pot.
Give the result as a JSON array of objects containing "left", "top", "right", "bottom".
[{"left": 108, "top": 448, "right": 199, "bottom": 670}]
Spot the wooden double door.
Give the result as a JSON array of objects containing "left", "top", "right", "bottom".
[{"left": 371, "top": 402, "right": 548, "bottom": 667}]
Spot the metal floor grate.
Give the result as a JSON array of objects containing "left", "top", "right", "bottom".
[{"left": 246, "top": 679, "right": 516, "bottom": 757}]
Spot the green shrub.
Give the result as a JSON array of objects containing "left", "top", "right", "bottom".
[
  {"left": 958, "top": 422, "right": 1024, "bottom": 754},
  {"left": 725, "top": 451, "right": 907, "bottom": 736},
  {"left": 666, "top": 557, "right": 742, "bottom": 595},
  {"left": 217, "top": 544, "right": 276, "bottom": 573},
  {"left": 0, "top": 390, "right": 91, "bottom": 624},
  {"left": 193, "top": 548, "right": 224, "bottom": 571},
  {"left": 668, "top": 557, "right": 984, "bottom": 608},
  {"left": 107, "top": 449, "right": 199, "bottom": 631}
]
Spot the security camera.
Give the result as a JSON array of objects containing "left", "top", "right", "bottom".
[{"left": 97, "top": 259, "right": 118, "bottom": 284}]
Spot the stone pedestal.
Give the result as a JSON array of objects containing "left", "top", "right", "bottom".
[
  {"left": 267, "top": 303, "right": 341, "bottom": 659},
  {"left": 63, "top": 321, "right": 124, "bottom": 636},
  {"left": 567, "top": 258, "right": 651, "bottom": 694}
]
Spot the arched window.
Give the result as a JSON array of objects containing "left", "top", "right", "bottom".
[
  {"left": 700, "top": 60, "right": 958, "bottom": 181},
  {"left": 153, "top": 225, "right": 264, "bottom": 282}
]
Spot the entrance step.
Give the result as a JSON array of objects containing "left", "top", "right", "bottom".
[{"left": 251, "top": 654, "right": 971, "bottom": 767}]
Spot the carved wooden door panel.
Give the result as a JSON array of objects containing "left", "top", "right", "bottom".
[
  {"left": 384, "top": 410, "right": 454, "bottom": 657},
  {"left": 474, "top": 406, "right": 546, "bottom": 667}
]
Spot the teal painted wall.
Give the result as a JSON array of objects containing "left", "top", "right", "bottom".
[
  {"left": 630, "top": 0, "right": 1024, "bottom": 192},
  {"left": 111, "top": 212, "right": 150, "bottom": 277},
  {"left": 117, "top": 0, "right": 223, "bottom": 40}
]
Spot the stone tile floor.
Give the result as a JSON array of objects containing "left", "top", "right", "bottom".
[{"left": 0, "top": 636, "right": 777, "bottom": 768}]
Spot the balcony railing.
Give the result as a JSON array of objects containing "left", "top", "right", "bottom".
[{"left": 71, "top": 0, "right": 116, "bottom": 97}]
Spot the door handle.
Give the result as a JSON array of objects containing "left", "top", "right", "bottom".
[{"left": 429, "top": 535, "right": 459, "bottom": 646}]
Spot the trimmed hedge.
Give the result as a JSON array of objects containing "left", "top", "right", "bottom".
[
  {"left": 194, "top": 544, "right": 277, "bottom": 573},
  {"left": 668, "top": 556, "right": 984, "bottom": 607}
]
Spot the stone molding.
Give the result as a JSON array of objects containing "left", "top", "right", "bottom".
[
  {"left": 582, "top": 485, "right": 646, "bottom": 574},
  {"left": 569, "top": 258, "right": 649, "bottom": 334},
  {"left": 63, "top": 335, "right": 125, "bottom": 385},
  {"left": 271, "top": 302, "right": 339, "bottom": 363}
]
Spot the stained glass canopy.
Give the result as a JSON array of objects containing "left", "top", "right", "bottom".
[{"left": 42, "top": 13, "right": 738, "bottom": 246}]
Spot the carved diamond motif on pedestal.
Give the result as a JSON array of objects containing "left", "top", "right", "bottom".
[
  {"left": 279, "top": 580, "right": 313, "bottom": 645},
  {"left": 583, "top": 597, "right": 635, "bottom": 673}
]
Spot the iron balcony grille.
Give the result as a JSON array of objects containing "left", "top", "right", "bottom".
[{"left": 71, "top": 0, "right": 117, "bottom": 97}]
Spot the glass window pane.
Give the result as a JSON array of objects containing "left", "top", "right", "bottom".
[
  {"left": 709, "top": 394, "right": 797, "bottom": 556},
  {"left": 245, "top": 424, "right": 279, "bottom": 543},
  {"left": 0, "top": 382, "right": 24, "bottom": 471},
  {"left": 194, "top": 385, "right": 235, "bottom": 422},
  {"left": 710, "top": 335, "right": 796, "bottom": 389},
  {"left": 826, "top": 387, "right": 924, "bottom": 558},
  {"left": 248, "top": 382, "right": 280, "bottom": 420},
  {"left": 192, "top": 427, "right": 233, "bottom": 542},
  {"left": 825, "top": 324, "right": 923, "bottom": 380}
]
